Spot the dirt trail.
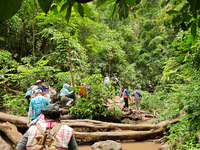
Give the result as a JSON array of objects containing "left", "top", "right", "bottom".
[{"left": 108, "top": 96, "right": 155, "bottom": 124}]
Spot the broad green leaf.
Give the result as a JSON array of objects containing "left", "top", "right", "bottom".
[
  {"left": 78, "top": 3, "right": 84, "bottom": 17},
  {"left": 0, "top": 0, "right": 23, "bottom": 22},
  {"left": 38, "top": 0, "right": 53, "bottom": 14},
  {"left": 182, "top": 12, "right": 192, "bottom": 22},
  {"left": 51, "top": 3, "right": 58, "bottom": 15},
  {"left": 180, "top": 3, "right": 189, "bottom": 12},
  {"left": 191, "top": 22, "right": 196, "bottom": 38},
  {"left": 110, "top": 3, "right": 117, "bottom": 19},
  {"left": 82, "top": 3, "right": 92, "bottom": 16},
  {"left": 123, "top": 3, "right": 129, "bottom": 19},
  {"left": 96, "top": 0, "right": 115, "bottom": 9},
  {"left": 126, "top": 0, "right": 136, "bottom": 6},
  {"left": 73, "top": 2, "right": 79, "bottom": 14},
  {"left": 65, "top": 7, "right": 71, "bottom": 23},
  {"left": 172, "top": 15, "right": 181, "bottom": 25},
  {"left": 166, "top": 10, "right": 179, "bottom": 15},
  {"left": 60, "top": 2, "right": 69, "bottom": 12}
]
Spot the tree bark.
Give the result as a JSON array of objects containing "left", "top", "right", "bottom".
[
  {"left": 0, "top": 110, "right": 185, "bottom": 142},
  {"left": 0, "top": 112, "right": 27, "bottom": 128},
  {"left": 74, "top": 127, "right": 165, "bottom": 142},
  {"left": 0, "top": 136, "right": 10, "bottom": 150},
  {"left": 0, "top": 83, "right": 20, "bottom": 94},
  {"left": 0, "top": 122, "right": 22, "bottom": 145}
]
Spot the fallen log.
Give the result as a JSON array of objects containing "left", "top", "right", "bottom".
[
  {"left": 0, "top": 112, "right": 176, "bottom": 132},
  {"left": 0, "top": 83, "right": 20, "bottom": 94},
  {"left": 61, "top": 120, "right": 158, "bottom": 131},
  {"left": 0, "top": 122, "right": 22, "bottom": 145},
  {"left": 0, "top": 110, "right": 184, "bottom": 142},
  {"left": 74, "top": 127, "right": 165, "bottom": 142},
  {"left": 0, "top": 112, "right": 27, "bottom": 128}
]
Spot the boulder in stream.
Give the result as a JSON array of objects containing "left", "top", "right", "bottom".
[{"left": 92, "top": 140, "right": 122, "bottom": 150}]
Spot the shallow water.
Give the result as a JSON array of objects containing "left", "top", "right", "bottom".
[{"left": 78, "top": 141, "right": 161, "bottom": 150}]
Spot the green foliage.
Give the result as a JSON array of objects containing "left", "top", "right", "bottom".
[
  {"left": 70, "top": 74, "right": 117, "bottom": 119},
  {"left": 166, "top": 0, "right": 200, "bottom": 39},
  {"left": 3, "top": 92, "right": 28, "bottom": 116},
  {"left": 0, "top": 50, "right": 18, "bottom": 68}
]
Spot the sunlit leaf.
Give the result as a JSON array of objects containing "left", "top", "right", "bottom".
[
  {"left": 51, "top": 3, "right": 58, "bottom": 14},
  {"left": 0, "top": 0, "right": 23, "bottom": 22},
  {"left": 110, "top": 3, "right": 117, "bottom": 19},
  {"left": 38, "top": 0, "right": 53, "bottom": 14},
  {"left": 60, "top": 2, "right": 69, "bottom": 12},
  {"left": 96, "top": 0, "right": 115, "bottom": 9},
  {"left": 82, "top": 3, "right": 92, "bottom": 16}
]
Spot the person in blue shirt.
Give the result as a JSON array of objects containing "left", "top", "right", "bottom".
[
  {"left": 60, "top": 84, "right": 75, "bottom": 107},
  {"left": 120, "top": 85, "right": 132, "bottom": 111},
  {"left": 27, "top": 89, "right": 50, "bottom": 125}
]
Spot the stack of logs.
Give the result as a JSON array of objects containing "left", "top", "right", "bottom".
[{"left": 0, "top": 110, "right": 182, "bottom": 149}]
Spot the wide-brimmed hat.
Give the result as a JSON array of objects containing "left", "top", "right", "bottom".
[{"left": 41, "top": 104, "right": 62, "bottom": 115}]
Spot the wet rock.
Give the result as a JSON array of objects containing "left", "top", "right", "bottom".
[{"left": 92, "top": 140, "right": 122, "bottom": 150}]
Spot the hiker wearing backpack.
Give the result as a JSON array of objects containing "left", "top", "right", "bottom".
[
  {"left": 131, "top": 87, "right": 142, "bottom": 114},
  {"left": 27, "top": 89, "right": 50, "bottom": 125},
  {"left": 38, "top": 77, "right": 51, "bottom": 102},
  {"left": 25, "top": 80, "right": 41, "bottom": 105},
  {"left": 120, "top": 85, "right": 133, "bottom": 111},
  {"left": 16, "top": 104, "right": 78, "bottom": 150},
  {"left": 31, "top": 80, "right": 41, "bottom": 99},
  {"left": 60, "top": 84, "right": 75, "bottom": 107}
]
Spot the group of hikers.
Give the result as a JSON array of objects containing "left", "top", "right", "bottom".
[
  {"left": 17, "top": 77, "right": 83, "bottom": 150},
  {"left": 104, "top": 75, "right": 143, "bottom": 114},
  {"left": 16, "top": 76, "right": 142, "bottom": 149}
]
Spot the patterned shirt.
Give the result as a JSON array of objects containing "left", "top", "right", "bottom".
[
  {"left": 28, "top": 96, "right": 50, "bottom": 121},
  {"left": 26, "top": 120, "right": 73, "bottom": 150}
]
